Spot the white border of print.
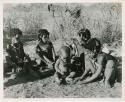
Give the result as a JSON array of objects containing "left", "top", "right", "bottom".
[{"left": 0, "top": 0, "right": 125, "bottom": 102}]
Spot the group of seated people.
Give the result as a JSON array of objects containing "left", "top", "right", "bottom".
[{"left": 5, "top": 28, "right": 117, "bottom": 88}]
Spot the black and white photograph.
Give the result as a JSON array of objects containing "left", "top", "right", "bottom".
[{"left": 3, "top": 1, "right": 122, "bottom": 98}]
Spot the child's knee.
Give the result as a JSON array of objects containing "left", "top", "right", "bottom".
[
  {"left": 69, "top": 72, "right": 76, "bottom": 77},
  {"left": 54, "top": 72, "right": 62, "bottom": 84},
  {"left": 36, "top": 59, "right": 41, "bottom": 65},
  {"left": 90, "top": 67, "right": 96, "bottom": 74},
  {"left": 106, "top": 60, "right": 115, "bottom": 69},
  {"left": 104, "top": 60, "right": 116, "bottom": 81}
]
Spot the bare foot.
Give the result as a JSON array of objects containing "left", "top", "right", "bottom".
[
  {"left": 55, "top": 78, "right": 62, "bottom": 85},
  {"left": 80, "top": 77, "right": 84, "bottom": 81},
  {"left": 57, "top": 80, "right": 62, "bottom": 85},
  {"left": 66, "top": 77, "right": 73, "bottom": 84},
  {"left": 104, "top": 81, "right": 111, "bottom": 88}
]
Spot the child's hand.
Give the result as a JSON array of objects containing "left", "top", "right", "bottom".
[
  {"left": 16, "top": 56, "right": 18, "bottom": 58},
  {"left": 71, "top": 58, "right": 75, "bottom": 64},
  {"left": 66, "top": 77, "right": 73, "bottom": 84},
  {"left": 24, "top": 57, "right": 28, "bottom": 62},
  {"left": 16, "top": 67, "right": 22, "bottom": 73},
  {"left": 60, "top": 71, "right": 65, "bottom": 75}
]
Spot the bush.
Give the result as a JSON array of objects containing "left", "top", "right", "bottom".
[{"left": 3, "top": 3, "right": 121, "bottom": 44}]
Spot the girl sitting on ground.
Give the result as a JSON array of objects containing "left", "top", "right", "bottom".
[
  {"left": 5, "top": 28, "right": 30, "bottom": 75},
  {"left": 36, "top": 29, "right": 56, "bottom": 71}
]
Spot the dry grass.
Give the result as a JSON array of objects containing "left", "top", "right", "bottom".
[
  {"left": 3, "top": 3, "right": 121, "bottom": 44},
  {"left": 4, "top": 76, "right": 121, "bottom": 98}
]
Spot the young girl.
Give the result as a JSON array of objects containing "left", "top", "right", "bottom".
[
  {"left": 80, "top": 43, "right": 117, "bottom": 88},
  {"left": 70, "top": 28, "right": 101, "bottom": 77},
  {"left": 69, "top": 28, "right": 91, "bottom": 76},
  {"left": 36, "top": 29, "right": 56, "bottom": 70}
]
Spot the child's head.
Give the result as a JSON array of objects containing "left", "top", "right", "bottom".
[
  {"left": 11, "top": 28, "right": 22, "bottom": 40},
  {"left": 38, "top": 29, "right": 50, "bottom": 43},
  {"left": 60, "top": 46, "right": 71, "bottom": 63},
  {"left": 77, "top": 28, "right": 91, "bottom": 42}
]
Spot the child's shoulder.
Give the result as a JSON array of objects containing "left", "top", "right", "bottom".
[
  {"left": 46, "top": 41, "right": 54, "bottom": 48},
  {"left": 55, "top": 57, "right": 61, "bottom": 64},
  {"left": 98, "top": 52, "right": 115, "bottom": 61}
]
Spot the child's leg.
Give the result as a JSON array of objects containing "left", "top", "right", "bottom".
[
  {"left": 104, "top": 60, "right": 115, "bottom": 88},
  {"left": 54, "top": 72, "right": 63, "bottom": 84},
  {"left": 6, "top": 56, "right": 16, "bottom": 73},
  {"left": 23, "top": 61, "right": 40, "bottom": 77},
  {"left": 89, "top": 59, "right": 96, "bottom": 74},
  {"left": 23, "top": 61, "right": 29, "bottom": 73},
  {"left": 80, "top": 53, "right": 85, "bottom": 74},
  {"left": 80, "top": 68, "right": 89, "bottom": 80},
  {"left": 80, "top": 54, "right": 90, "bottom": 79}
]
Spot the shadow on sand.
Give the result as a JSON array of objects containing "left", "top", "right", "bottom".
[
  {"left": 115, "top": 56, "right": 122, "bottom": 83},
  {"left": 4, "top": 56, "right": 122, "bottom": 88},
  {"left": 4, "top": 69, "right": 55, "bottom": 87}
]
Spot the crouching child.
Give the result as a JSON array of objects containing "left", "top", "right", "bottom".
[
  {"left": 54, "top": 46, "right": 76, "bottom": 85},
  {"left": 80, "top": 43, "right": 117, "bottom": 88}
]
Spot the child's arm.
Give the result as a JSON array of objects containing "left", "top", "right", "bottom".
[
  {"left": 55, "top": 59, "right": 61, "bottom": 73},
  {"left": 36, "top": 45, "right": 48, "bottom": 64},
  {"left": 70, "top": 40, "right": 79, "bottom": 57},
  {"left": 19, "top": 42, "right": 30, "bottom": 62},
  {"left": 43, "top": 42, "right": 55, "bottom": 64},
  {"left": 43, "top": 55, "right": 53, "bottom": 64},
  {"left": 36, "top": 44, "right": 41, "bottom": 53},
  {"left": 81, "top": 55, "right": 104, "bottom": 84},
  {"left": 52, "top": 45, "right": 56, "bottom": 62}
]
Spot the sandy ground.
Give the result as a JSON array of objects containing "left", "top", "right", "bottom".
[
  {"left": 3, "top": 40, "right": 122, "bottom": 98},
  {"left": 4, "top": 75, "right": 121, "bottom": 98}
]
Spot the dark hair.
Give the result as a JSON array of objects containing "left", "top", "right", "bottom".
[
  {"left": 85, "top": 38, "right": 101, "bottom": 57},
  {"left": 77, "top": 28, "right": 91, "bottom": 41},
  {"left": 38, "top": 29, "right": 49, "bottom": 36},
  {"left": 10, "top": 28, "right": 22, "bottom": 36},
  {"left": 38, "top": 29, "right": 50, "bottom": 40}
]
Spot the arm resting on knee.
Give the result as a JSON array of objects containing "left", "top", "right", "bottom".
[
  {"left": 81, "top": 63, "right": 102, "bottom": 83},
  {"left": 81, "top": 55, "right": 104, "bottom": 84}
]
